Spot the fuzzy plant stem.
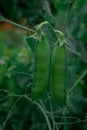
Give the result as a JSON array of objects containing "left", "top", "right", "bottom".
[{"left": 0, "top": 15, "right": 36, "bottom": 33}]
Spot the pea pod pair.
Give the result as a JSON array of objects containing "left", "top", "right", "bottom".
[
  {"left": 27, "top": 26, "right": 65, "bottom": 106},
  {"left": 32, "top": 37, "right": 65, "bottom": 106}
]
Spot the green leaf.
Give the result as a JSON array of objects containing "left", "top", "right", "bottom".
[
  {"left": 26, "top": 33, "right": 37, "bottom": 52},
  {"left": 44, "top": 10, "right": 56, "bottom": 27}
]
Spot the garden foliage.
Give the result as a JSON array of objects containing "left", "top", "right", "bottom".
[{"left": 0, "top": 0, "right": 87, "bottom": 130}]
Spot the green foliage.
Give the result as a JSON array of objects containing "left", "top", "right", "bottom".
[
  {"left": 0, "top": 0, "right": 87, "bottom": 130},
  {"left": 0, "top": 0, "right": 44, "bottom": 25}
]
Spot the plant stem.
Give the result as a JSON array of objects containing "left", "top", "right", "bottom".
[
  {"left": 68, "top": 69, "right": 87, "bottom": 95},
  {"left": 36, "top": 101, "right": 52, "bottom": 130},
  {"left": 2, "top": 96, "right": 23, "bottom": 130},
  {"left": 0, "top": 15, "right": 36, "bottom": 33},
  {"left": 24, "top": 96, "right": 52, "bottom": 130}
]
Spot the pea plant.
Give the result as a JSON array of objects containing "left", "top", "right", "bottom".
[{"left": 0, "top": 14, "right": 87, "bottom": 130}]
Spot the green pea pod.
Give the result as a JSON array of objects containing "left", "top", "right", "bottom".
[
  {"left": 32, "top": 35, "right": 50, "bottom": 101},
  {"left": 51, "top": 44, "right": 65, "bottom": 106}
]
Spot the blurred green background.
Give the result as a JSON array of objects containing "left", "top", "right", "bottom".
[{"left": 0, "top": 0, "right": 87, "bottom": 130}]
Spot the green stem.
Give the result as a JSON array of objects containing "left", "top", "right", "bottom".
[
  {"left": 37, "top": 101, "right": 52, "bottom": 130},
  {"left": 2, "top": 96, "right": 23, "bottom": 130},
  {"left": 68, "top": 69, "right": 87, "bottom": 96},
  {"left": 24, "top": 96, "right": 52, "bottom": 130},
  {"left": 0, "top": 15, "right": 36, "bottom": 33}
]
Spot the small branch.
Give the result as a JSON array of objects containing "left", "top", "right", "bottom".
[
  {"left": 68, "top": 69, "right": 87, "bottom": 96},
  {"left": 24, "top": 96, "right": 52, "bottom": 130},
  {"left": 0, "top": 15, "right": 36, "bottom": 33},
  {"left": 2, "top": 96, "right": 23, "bottom": 130}
]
